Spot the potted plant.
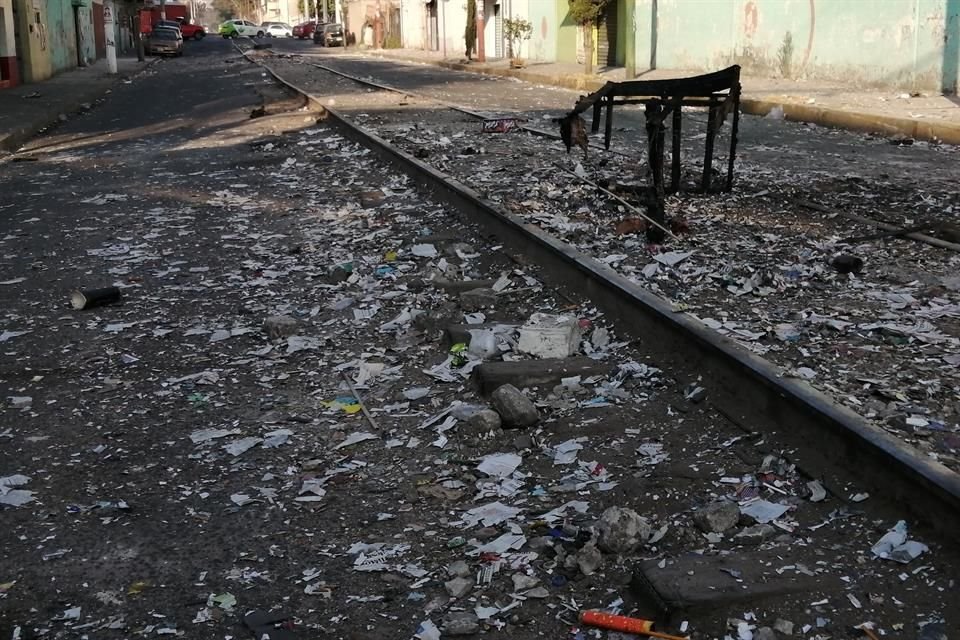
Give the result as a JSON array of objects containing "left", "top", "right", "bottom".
[{"left": 503, "top": 16, "right": 532, "bottom": 68}]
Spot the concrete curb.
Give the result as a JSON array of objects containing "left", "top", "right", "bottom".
[
  {"left": 0, "top": 57, "right": 160, "bottom": 154},
  {"left": 740, "top": 98, "right": 960, "bottom": 145},
  {"left": 357, "top": 51, "right": 960, "bottom": 145}
]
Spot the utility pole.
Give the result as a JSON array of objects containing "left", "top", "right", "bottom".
[
  {"left": 134, "top": 14, "right": 145, "bottom": 61},
  {"left": 322, "top": 0, "right": 328, "bottom": 24},
  {"left": 160, "top": 0, "right": 166, "bottom": 20},
  {"left": 105, "top": 0, "right": 117, "bottom": 73},
  {"left": 475, "top": 1, "right": 484, "bottom": 62}
]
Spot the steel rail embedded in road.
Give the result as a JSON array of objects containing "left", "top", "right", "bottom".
[
  {"left": 237, "top": 44, "right": 960, "bottom": 534},
  {"left": 261, "top": 48, "right": 629, "bottom": 157},
  {"left": 283, "top": 49, "right": 960, "bottom": 256}
]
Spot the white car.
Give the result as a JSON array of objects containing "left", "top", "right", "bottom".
[
  {"left": 219, "top": 19, "right": 265, "bottom": 38},
  {"left": 264, "top": 22, "right": 292, "bottom": 38}
]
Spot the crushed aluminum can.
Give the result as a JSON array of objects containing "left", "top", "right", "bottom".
[{"left": 481, "top": 118, "right": 525, "bottom": 133}]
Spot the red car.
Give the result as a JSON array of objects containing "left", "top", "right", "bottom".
[
  {"left": 176, "top": 20, "right": 206, "bottom": 40},
  {"left": 292, "top": 21, "right": 317, "bottom": 39}
]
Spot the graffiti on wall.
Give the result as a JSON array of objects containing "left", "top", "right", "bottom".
[{"left": 739, "top": 0, "right": 815, "bottom": 78}]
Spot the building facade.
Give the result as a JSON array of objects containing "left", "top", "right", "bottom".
[
  {"left": 1, "top": 0, "right": 142, "bottom": 89},
  {"left": 394, "top": 0, "right": 959, "bottom": 93}
]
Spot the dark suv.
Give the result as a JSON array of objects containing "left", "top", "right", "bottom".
[{"left": 313, "top": 23, "right": 344, "bottom": 46}]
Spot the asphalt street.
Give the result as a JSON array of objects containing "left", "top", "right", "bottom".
[
  {"left": 1, "top": 37, "right": 957, "bottom": 640},
  {"left": 273, "top": 39, "right": 959, "bottom": 190}
]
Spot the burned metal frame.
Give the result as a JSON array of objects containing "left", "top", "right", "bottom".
[{"left": 565, "top": 66, "right": 742, "bottom": 240}]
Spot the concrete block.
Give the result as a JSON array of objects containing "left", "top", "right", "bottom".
[
  {"left": 473, "top": 357, "right": 610, "bottom": 395},
  {"left": 517, "top": 313, "right": 581, "bottom": 358},
  {"left": 630, "top": 551, "right": 838, "bottom": 620}
]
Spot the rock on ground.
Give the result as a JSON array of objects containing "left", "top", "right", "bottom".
[
  {"left": 262, "top": 314, "right": 299, "bottom": 339},
  {"left": 596, "top": 506, "right": 651, "bottom": 554},
  {"left": 444, "top": 576, "right": 473, "bottom": 598},
  {"left": 465, "top": 408, "right": 502, "bottom": 434},
  {"left": 442, "top": 611, "right": 480, "bottom": 636},
  {"left": 490, "top": 384, "right": 539, "bottom": 427},
  {"left": 693, "top": 500, "right": 740, "bottom": 533},
  {"left": 576, "top": 543, "right": 603, "bottom": 575}
]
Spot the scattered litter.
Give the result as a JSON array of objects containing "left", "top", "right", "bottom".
[
  {"left": 871, "top": 520, "right": 928, "bottom": 563},
  {"left": 0, "top": 475, "right": 35, "bottom": 507},
  {"left": 333, "top": 431, "right": 379, "bottom": 450}
]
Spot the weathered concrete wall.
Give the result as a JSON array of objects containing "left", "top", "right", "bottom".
[
  {"left": 437, "top": 0, "right": 467, "bottom": 59},
  {"left": 399, "top": 0, "right": 425, "bottom": 49},
  {"left": 555, "top": 0, "right": 577, "bottom": 64},
  {"left": 648, "top": 0, "right": 960, "bottom": 92},
  {"left": 0, "top": 0, "right": 18, "bottom": 86},
  {"left": 13, "top": 0, "right": 52, "bottom": 82},
  {"left": 526, "top": 0, "right": 557, "bottom": 61},
  {"left": 44, "top": 0, "right": 77, "bottom": 74},
  {"left": 77, "top": 4, "right": 94, "bottom": 64}
]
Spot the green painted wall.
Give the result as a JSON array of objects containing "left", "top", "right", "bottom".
[
  {"left": 631, "top": 0, "right": 655, "bottom": 73},
  {"left": 528, "top": 0, "right": 558, "bottom": 61},
  {"left": 556, "top": 0, "right": 577, "bottom": 64},
  {"left": 614, "top": 0, "right": 625, "bottom": 66},
  {"left": 44, "top": 0, "right": 77, "bottom": 73},
  {"left": 645, "top": 0, "right": 959, "bottom": 91},
  {"left": 78, "top": 5, "right": 95, "bottom": 64}
]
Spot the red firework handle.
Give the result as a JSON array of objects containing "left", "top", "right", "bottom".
[{"left": 579, "top": 610, "right": 654, "bottom": 633}]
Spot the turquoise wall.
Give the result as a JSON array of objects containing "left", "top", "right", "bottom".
[
  {"left": 643, "top": 0, "right": 960, "bottom": 91},
  {"left": 528, "top": 0, "right": 557, "bottom": 61},
  {"left": 78, "top": 5, "right": 95, "bottom": 64},
  {"left": 44, "top": 0, "right": 77, "bottom": 73}
]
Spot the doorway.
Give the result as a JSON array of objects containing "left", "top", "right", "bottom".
[
  {"left": 11, "top": 0, "right": 24, "bottom": 84},
  {"left": 427, "top": 0, "right": 438, "bottom": 50},
  {"left": 596, "top": 0, "right": 618, "bottom": 68},
  {"left": 493, "top": 3, "right": 501, "bottom": 58},
  {"left": 72, "top": 4, "right": 84, "bottom": 66}
]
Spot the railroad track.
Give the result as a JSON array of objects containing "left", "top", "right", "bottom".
[{"left": 234, "top": 42, "right": 960, "bottom": 534}]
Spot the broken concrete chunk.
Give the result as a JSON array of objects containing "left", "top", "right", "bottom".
[
  {"left": 734, "top": 523, "right": 776, "bottom": 545},
  {"left": 754, "top": 627, "right": 777, "bottom": 640},
  {"left": 444, "top": 576, "right": 473, "bottom": 598},
  {"left": 473, "top": 357, "right": 610, "bottom": 395},
  {"left": 447, "top": 560, "right": 470, "bottom": 578},
  {"left": 511, "top": 573, "right": 539, "bottom": 591},
  {"left": 773, "top": 619, "right": 794, "bottom": 635},
  {"left": 263, "top": 315, "right": 299, "bottom": 340},
  {"left": 358, "top": 189, "right": 385, "bottom": 208},
  {"left": 576, "top": 543, "right": 603, "bottom": 576},
  {"left": 517, "top": 313, "right": 581, "bottom": 359},
  {"left": 597, "top": 506, "right": 651, "bottom": 554},
  {"left": 693, "top": 501, "right": 740, "bottom": 534},
  {"left": 490, "top": 384, "right": 539, "bottom": 428},
  {"left": 459, "top": 287, "right": 497, "bottom": 312},
  {"left": 465, "top": 408, "right": 502, "bottom": 433},
  {"left": 442, "top": 611, "right": 479, "bottom": 636}
]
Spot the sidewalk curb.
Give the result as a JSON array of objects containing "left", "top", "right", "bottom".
[
  {"left": 357, "top": 51, "right": 960, "bottom": 145},
  {"left": 739, "top": 98, "right": 960, "bottom": 145},
  {"left": 0, "top": 58, "right": 160, "bottom": 154}
]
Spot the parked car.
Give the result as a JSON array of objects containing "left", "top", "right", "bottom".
[
  {"left": 153, "top": 24, "right": 183, "bottom": 46},
  {"left": 292, "top": 21, "right": 317, "bottom": 39},
  {"left": 219, "top": 19, "right": 265, "bottom": 38},
  {"left": 146, "top": 29, "right": 183, "bottom": 56},
  {"left": 152, "top": 19, "right": 182, "bottom": 36},
  {"left": 174, "top": 18, "right": 206, "bottom": 40},
  {"left": 263, "top": 22, "right": 292, "bottom": 38},
  {"left": 313, "top": 22, "right": 344, "bottom": 46}
]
